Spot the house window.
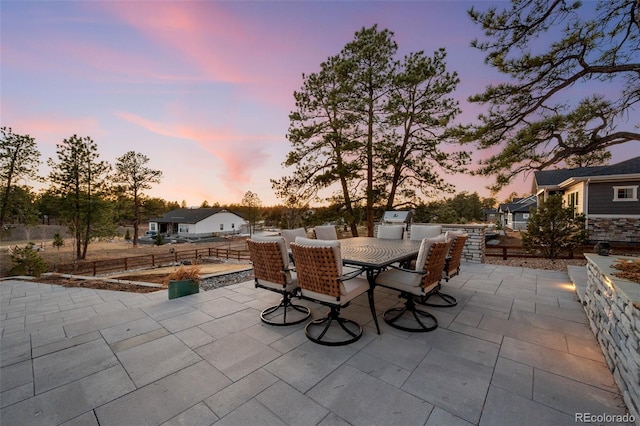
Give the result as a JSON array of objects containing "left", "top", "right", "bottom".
[
  {"left": 567, "top": 192, "right": 579, "bottom": 208},
  {"left": 178, "top": 224, "right": 189, "bottom": 233},
  {"left": 220, "top": 224, "right": 224, "bottom": 230},
  {"left": 149, "top": 223, "right": 157, "bottom": 231},
  {"left": 232, "top": 223, "right": 235, "bottom": 229},
  {"left": 522, "top": 213, "right": 529, "bottom": 219},
  {"left": 613, "top": 186, "right": 638, "bottom": 201}
]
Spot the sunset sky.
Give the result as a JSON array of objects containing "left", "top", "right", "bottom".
[{"left": 2, "top": 1, "right": 637, "bottom": 207}]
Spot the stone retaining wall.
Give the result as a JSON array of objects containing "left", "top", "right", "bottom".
[
  {"left": 401, "top": 223, "right": 487, "bottom": 263},
  {"left": 583, "top": 254, "right": 640, "bottom": 422}
]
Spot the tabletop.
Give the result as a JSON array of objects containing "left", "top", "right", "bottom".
[{"left": 339, "top": 237, "right": 421, "bottom": 268}]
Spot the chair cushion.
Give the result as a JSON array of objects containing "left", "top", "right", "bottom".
[
  {"left": 375, "top": 268, "right": 439, "bottom": 296},
  {"left": 414, "top": 234, "right": 448, "bottom": 272},
  {"left": 257, "top": 273, "right": 298, "bottom": 292},
  {"left": 251, "top": 235, "right": 290, "bottom": 269},
  {"left": 314, "top": 225, "right": 338, "bottom": 240},
  {"left": 377, "top": 225, "right": 404, "bottom": 240},
  {"left": 294, "top": 236, "right": 342, "bottom": 276},
  {"left": 301, "top": 276, "right": 369, "bottom": 305},
  {"left": 410, "top": 225, "right": 442, "bottom": 241},
  {"left": 281, "top": 228, "right": 307, "bottom": 250}
]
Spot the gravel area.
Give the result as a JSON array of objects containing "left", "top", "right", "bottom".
[
  {"left": 201, "top": 269, "right": 254, "bottom": 290},
  {"left": 484, "top": 256, "right": 588, "bottom": 271}
]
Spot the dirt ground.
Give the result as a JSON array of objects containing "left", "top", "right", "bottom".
[{"left": 1, "top": 236, "right": 253, "bottom": 293}]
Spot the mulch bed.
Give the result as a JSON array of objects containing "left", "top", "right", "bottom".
[{"left": 31, "top": 275, "right": 165, "bottom": 293}]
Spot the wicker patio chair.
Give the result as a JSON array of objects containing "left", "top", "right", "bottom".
[
  {"left": 247, "top": 236, "right": 310, "bottom": 326},
  {"left": 290, "top": 237, "right": 369, "bottom": 346},
  {"left": 418, "top": 232, "right": 468, "bottom": 308},
  {"left": 374, "top": 237, "right": 449, "bottom": 332}
]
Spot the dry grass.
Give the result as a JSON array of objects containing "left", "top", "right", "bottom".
[{"left": 611, "top": 258, "right": 640, "bottom": 284}]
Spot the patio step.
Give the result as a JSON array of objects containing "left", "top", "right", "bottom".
[{"left": 567, "top": 265, "right": 588, "bottom": 305}]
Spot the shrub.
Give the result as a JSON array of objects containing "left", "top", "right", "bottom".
[
  {"left": 53, "top": 232, "right": 65, "bottom": 251},
  {"left": 153, "top": 233, "right": 165, "bottom": 246},
  {"left": 165, "top": 264, "right": 201, "bottom": 285},
  {"left": 9, "top": 242, "right": 48, "bottom": 277},
  {"left": 522, "top": 195, "right": 588, "bottom": 259}
]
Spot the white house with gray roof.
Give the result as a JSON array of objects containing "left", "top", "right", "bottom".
[
  {"left": 533, "top": 156, "right": 640, "bottom": 243},
  {"left": 148, "top": 208, "right": 248, "bottom": 238}
]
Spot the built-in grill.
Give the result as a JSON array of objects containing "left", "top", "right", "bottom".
[{"left": 382, "top": 210, "right": 413, "bottom": 225}]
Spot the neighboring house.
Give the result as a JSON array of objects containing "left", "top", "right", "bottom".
[
  {"left": 533, "top": 156, "right": 640, "bottom": 243},
  {"left": 149, "top": 208, "right": 248, "bottom": 238},
  {"left": 483, "top": 208, "right": 499, "bottom": 223},
  {"left": 498, "top": 195, "right": 537, "bottom": 230}
]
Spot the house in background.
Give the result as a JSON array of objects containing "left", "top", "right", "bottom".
[
  {"left": 533, "top": 156, "right": 640, "bottom": 243},
  {"left": 498, "top": 195, "right": 537, "bottom": 230},
  {"left": 482, "top": 208, "right": 499, "bottom": 224},
  {"left": 149, "top": 208, "right": 248, "bottom": 239}
]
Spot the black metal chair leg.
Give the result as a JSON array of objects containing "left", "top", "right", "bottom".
[
  {"left": 418, "top": 290, "right": 458, "bottom": 308},
  {"left": 304, "top": 307, "right": 363, "bottom": 346},
  {"left": 260, "top": 295, "right": 311, "bottom": 326},
  {"left": 383, "top": 295, "right": 438, "bottom": 332}
]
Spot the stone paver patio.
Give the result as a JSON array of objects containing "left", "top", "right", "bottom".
[{"left": 0, "top": 263, "right": 631, "bottom": 425}]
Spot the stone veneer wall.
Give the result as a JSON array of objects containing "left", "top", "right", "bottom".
[
  {"left": 403, "top": 223, "right": 487, "bottom": 263},
  {"left": 588, "top": 217, "right": 640, "bottom": 243},
  {"left": 583, "top": 254, "right": 640, "bottom": 422}
]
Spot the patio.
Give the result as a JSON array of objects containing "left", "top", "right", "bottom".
[{"left": 0, "top": 262, "right": 630, "bottom": 425}]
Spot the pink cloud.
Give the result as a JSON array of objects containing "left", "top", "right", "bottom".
[
  {"left": 3, "top": 109, "right": 101, "bottom": 147},
  {"left": 94, "top": 2, "right": 256, "bottom": 85},
  {"left": 115, "top": 111, "right": 275, "bottom": 190}
]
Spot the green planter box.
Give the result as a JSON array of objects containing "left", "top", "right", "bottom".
[{"left": 168, "top": 279, "right": 200, "bottom": 299}]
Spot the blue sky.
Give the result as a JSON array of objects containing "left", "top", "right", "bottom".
[{"left": 2, "top": 1, "right": 637, "bottom": 206}]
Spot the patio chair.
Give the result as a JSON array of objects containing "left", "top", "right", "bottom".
[
  {"left": 374, "top": 237, "right": 449, "bottom": 332},
  {"left": 376, "top": 225, "right": 405, "bottom": 240},
  {"left": 418, "top": 232, "right": 468, "bottom": 308},
  {"left": 314, "top": 225, "right": 338, "bottom": 240},
  {"left": 247, "top": 236, "right": 311, "bottom": 326},
  {"left": 409, "top": 224, "right": 442, "bottom": 241},
  {"left": 290, "top": 237, "right": 370, "bottom": 346}
]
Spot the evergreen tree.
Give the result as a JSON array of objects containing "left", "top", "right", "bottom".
[
  {"left": 112, "top": 151, "right": 162, "bottom": 246},
  {"left": 522, "top": 195, "right": 588, "bottom": 259},
  {"left": 47, "top": 135, "right": 112, "bottom": 259},
  {"left": 462, "top": 0, "right": 639, "bottom": 190},
  {"left": 0, "top": 127, "right": 40, "bottom": 237},
  {"left": 275, "top": 25, "right": 466, "bottom": 236}
]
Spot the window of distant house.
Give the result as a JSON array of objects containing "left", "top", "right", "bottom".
[
  {"left": 232, "top": 223, "right": 235, "bottom": 229},
  {"left": 220, "top": 224, "right": 224, "bottom": 230},
  {"left": 149, "top": 223, "right": 157, "bottom": 231},
  {"left": 567, "top": 192, "right": 579, "bottom": 208},
  {"left": 178, "top": 224, "right": 189, "bottom": 233},
  {"left": 522, "top": 213, "right": 529, "bottom": 219},
  {"left": 613, "top": 186, "right": 638, "bottom": 201}
]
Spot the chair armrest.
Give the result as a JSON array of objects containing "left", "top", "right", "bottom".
[
  {"left": 386, "top": 264, "right": 426, "bottom": 275},
  {"left": 338, "top": 267, "right": 367, "bottom": 282}
]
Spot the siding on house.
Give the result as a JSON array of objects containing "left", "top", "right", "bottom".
[
  {"left": 587, "top": 181, "right": 640, "bottom": 215},
  {"left": 563, "top": 182, "right": 584, "bottom": 215},
  {"left": 189, "top": 211, "right": 243, "bottom": 235},
  {"left": 150, "top": 208, "right": 248, "bottom": 238}
]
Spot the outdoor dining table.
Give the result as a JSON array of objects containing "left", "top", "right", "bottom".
[{"left": 339, "top": 237, "right": 422, "bottom": 334}]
